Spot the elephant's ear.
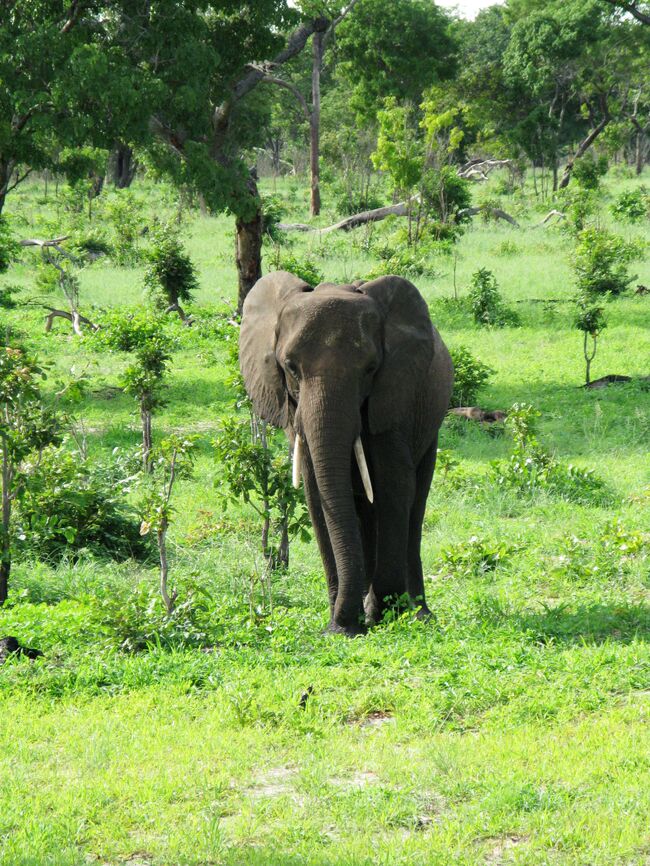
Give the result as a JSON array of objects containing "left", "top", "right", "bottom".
[
  {"left": 240, "top": 271, "right": 311, "bottom": 428},
  {"left": 360, "top": 275, "right": 434, "bottom": 435}
]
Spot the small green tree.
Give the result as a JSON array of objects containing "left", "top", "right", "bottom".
[
  {"left": 139, "top": 435, "right": 196, "bottom": 614},
  {"left": 573, "top": 227, "right": 640, "bottom": 296},
  {"left": 448, "top": 346, "right": 494, "bottom": 407},
  {"left": 468, "top": 268, "right": 518, "bottom": 327},
  {"left": 94, "top": 311, "right": 173, "bottom": 472},
  {"left": 214, "top": 325, "right": 309, "bottom": 574},
  {"left": 575, "top": 300, "right": 607, "bottom": 386},
  {"left": 143, "top": 224, "right": 199, "bottom": 324},
  {"left": 0, "top": 347, "right": 62, "bottom": 604}
]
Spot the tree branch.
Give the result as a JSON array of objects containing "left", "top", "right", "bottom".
[
  {"left": 260, "top": 76, "right": 311, "bottom": 121},
  {"left": 601, "top": 0, "right": 650, "bottom": 25}
]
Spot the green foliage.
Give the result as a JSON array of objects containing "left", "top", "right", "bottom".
[
  {"left": 96, "top": 580, "right": 209, "bottom": 653},
  {"left": 611, "top": 187, "right": 649, "bottom": 223},
  {"left": 103, "top": 192, "right": 148, "bottom": 266},
  {"left": 372, "top": 98, "right": 423, "bottom": 198},
  {"left": 18, "top": 445, "right": 146, "bottom": 561},
  {"left": 555, "top": 520, "right": 648, "bottom": 582},
  {"left": 214, "top": 417, "right": 310, "bottom": 570},
  {"left": 448, "top": 346, "right": 494, "bottom": 408},
  {"left": 438, "top": 535, "right": 517, "bottom": 578},
  {"left": 0, "top": 218, "right": 20, "bottom": 274},
  {"left": 143, "top": 223, "right": 199, "bottom": 310},
  {"left": 573, "top": 227, "right": 641, "bottom": 296},
  {"left": 572, "top": 153, "right": 608, "bottom": 190},
  {"left": 421, "top": 166, "right": 472, "bottom": 224},
  {"left": 336, "top": 0, "right": 457, "bottom": 118},
  {"left": 267, "top": 249, "right": 324, "bottom": 286},
  {"left": 491, "top": 403, "right": 609, "bottom": 504},
  {"left": 575, "top": 302, "right": 607, "bottom": 338},
  {"left": 139, "top": 435, "right": 197, "bottom": 540},
  {"left": 468, "top": 268, "right": 519, "bottom": 327}
]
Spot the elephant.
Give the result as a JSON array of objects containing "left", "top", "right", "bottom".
[{"left": 239, "top": 271, "right": 453, "bottom": 636}]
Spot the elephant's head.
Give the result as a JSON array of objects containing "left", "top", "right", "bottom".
[{"left": 239, "top": 270, "right": 436, "bottom": 632}]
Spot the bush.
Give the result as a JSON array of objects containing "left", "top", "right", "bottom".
[
  {"left": 267, "top": 250, "right": 324, "bottom": 286},
  {"left": 611, "top": 187, "right": 649, "bottom": 224},
  {"left": 17, "top": 445, "right": 147, "bottom": 561},
  {"left": 468, "top": 268, "right": 519, "bottom": 327},
  {"left": 572, "top": 153, "right": 608, "bottom": 190},
  {"left": 491, "top": 404, "right": 609, "bottom": 504},
  {"left": 437, "top": 535, "right": 517, "bottom": 578},
  {"left": 421, "top": 166, "right": 472, "bottom": 223},
  {"left": 104, "top": 191, "right": 148, "bottom": 265},
  {"left": 143, "top": 223, "right": 198, "bottom": 311},
  {"left": 0, "top": 217, "right": 20, "bottom": 274},
  {"left": 448, "top": 346, "right": 494, "bottom": 407},
  {"left": 573, "top": 227, "right": 640, "bottom": 296}
]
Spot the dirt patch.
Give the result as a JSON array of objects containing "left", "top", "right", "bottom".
[
  {"left": 329, "top": 770, "right": 379, "bottom": 789},
  {"left": 248, "top": 766, "right": 297, "bottom": 799},
  {"left": 357, "top": 711, "right": 396, "bottom": 730},
  {"left": 483, "top": 834, "right": 527, "bottom": 864}
]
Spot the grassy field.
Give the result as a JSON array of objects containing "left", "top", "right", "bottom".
[{"left": 1, "top": 168, "right": 649, "bottom": 866}]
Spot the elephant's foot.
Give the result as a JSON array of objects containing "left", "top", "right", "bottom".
[
  {"left": 414, "top": 604, "right": 433, "bottom": 622},
  {"left": 324, "top": 618, "right": 367, "bottom": 638}
]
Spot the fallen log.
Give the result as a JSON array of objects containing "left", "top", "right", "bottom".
[
  {"left": 458, "top": 158, "right": 512, "bottom": 181},
  {"left": 456, "top": 207, "right": 520, "bottom": 227},
  {"left": 583, "top": 375, "right": 632, "bottom": 389},
  {"left": 44, "top": 307, "right": 99, "bottom": 335},
  {"left": 278, "top": 200, "right": 411, "bottom": 234},
  {"left": 535, "top": 209, "right": 566, "bottom": 227},
  {"left": 449, "top": 407, "right": 508, "bottom": 423}
]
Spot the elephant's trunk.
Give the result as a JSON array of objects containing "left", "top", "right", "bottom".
[{"left": 298, "top": 377, "right": 367, "bottom": 634}]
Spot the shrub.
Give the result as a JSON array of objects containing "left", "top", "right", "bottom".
[
  {"left": 572, "top": 153, "right": 608, "bottom": 190},
  {"left": 491, "top": 403, "right": 609, "bottom": 504},
  {"left": 468, "top": 268, "right": 519, "bottom": 327},
  {"left": 611, "top": 187, "right": 649, "bottom": 223},
  {"left": 104, "top": 191, "right": 148, "bottom": 265},
  {"left": 267, "top": 250, "right": 324, "bottom": 286},
  {"left": 143, "top": 223, "right": 198, "bottom": 317},
  {"left": 448, "top": 346, "right": 494, "bottom": 407},
  {"left": 437, "top": 535, "right": 517, "bottom": 578},
  {"left": 0, "top": 217, "right": 20, "bottom": 274},
  {"left": 573, "top": 227, "right": 641, "bottom": 296},
  {"left": 17, "top": 445, "right": 146, "bottom": 561}
]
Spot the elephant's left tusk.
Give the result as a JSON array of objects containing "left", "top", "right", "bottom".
[
  {"left": 292, "top": 434, "right": 303, "bottom": 489},
  {"left": 354, "top": 437, "right": 374, "bottom": 504}
]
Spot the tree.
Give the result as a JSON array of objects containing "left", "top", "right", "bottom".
[
  {"left": 94, "top": 311, "right": 173, "bottom": 472},
  {"left": 335, "top": 0, "right": 458, "bottom": 121},
  {"left": 601, "top": 0, "right": 650, "bottom": 25},
  {"left": 143, "top": 223, "right": 199, "bottom": 324},
  {"left": 0, "top": 1, "right": 160, "bottom": 214}
]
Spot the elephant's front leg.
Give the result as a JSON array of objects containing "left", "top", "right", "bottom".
[
  {"left": 365, "top": 432, "right": 415, "bottom": 623},
  {"left": 299, "top": 438, "right": 339, "bottom": 614}
]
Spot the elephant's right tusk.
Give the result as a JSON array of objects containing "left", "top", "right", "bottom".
[
  {"left": 292, "top": 434, "right": 303, "bottom": 489},
  {"left": 354, "top": 437, "right": 374, "bottom": 503}
]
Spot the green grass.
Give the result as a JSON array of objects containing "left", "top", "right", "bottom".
[{"left": 0, "top": 168, "right": 649, "bottom": 865}]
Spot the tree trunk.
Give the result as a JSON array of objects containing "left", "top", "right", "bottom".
[
  {"left": 0, "top": 159, "right": 10, "bottom": 217},
  {"left": 235, "top": 177, "right": 263, "bottom": 313},
  {"left": 559, "top": 115, "right": 610, "bottom": 189},
  {"left": 141, "top": 405, "right": 153, "bottom": 473},
  {"left": 158, "top": 520, "right": 176, "bottom": 614},
  {"left": 109, "top": 143, "right": 136, "bottom": 188},
  {"left": 0, "top": 444, "right": 11, "bottom": 606},
  {"left": 310, "top": 31, "right": 323, "bottom": 217}
]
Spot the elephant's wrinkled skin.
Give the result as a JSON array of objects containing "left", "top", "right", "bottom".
[{"left": 239, "top": 271, "right": 453, "bottom": 636}]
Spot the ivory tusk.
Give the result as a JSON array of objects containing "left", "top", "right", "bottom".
[
  {"left": 354, "top": 437, "right": 374, "bottom": 503},
  {"left": 292, "top": 434, "right": 302, "bottom": 489}
]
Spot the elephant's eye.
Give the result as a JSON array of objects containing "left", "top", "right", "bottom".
[{"left": 285, "top": 359, "right": 299, "bottom": 379}]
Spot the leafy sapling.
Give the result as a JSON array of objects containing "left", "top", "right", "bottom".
[
  {"left": 575, "top": 301, "right": 607, "bottom": 386},
  {"left": 93, "top": 310, "right": 173, "bottom": 472},
  {"left": 0, "top": 347, "right": 62, "bottom": 604},
  {"left": 139, "top": 435, "right": 196, "bottom": 614},
  {"left": 143, "top": 223, "right": 199, "bottom": 324}
]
